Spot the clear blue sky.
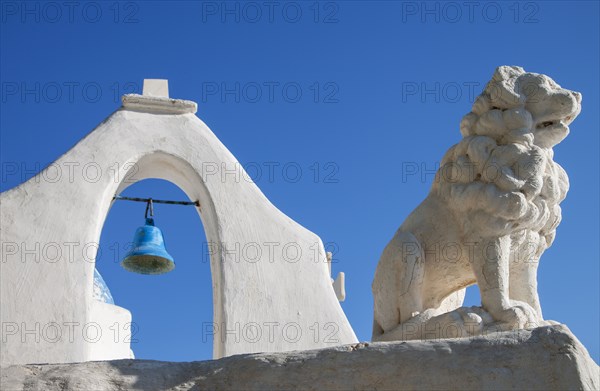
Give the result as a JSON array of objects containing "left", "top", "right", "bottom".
[{"left": 1, "top": 1, "right": 598, "bottom": 363}]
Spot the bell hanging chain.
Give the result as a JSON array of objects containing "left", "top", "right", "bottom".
[{"left": 145, "top": 199, "right": 154, "bottom": 219}]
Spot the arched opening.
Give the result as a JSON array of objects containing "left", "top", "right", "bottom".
[{"left": 95, "top": 178, "right": 213, "bottom": 361}]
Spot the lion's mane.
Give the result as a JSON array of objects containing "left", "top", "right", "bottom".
[{"left": 431, "top": 66, "right": 580, "bottom": 256}]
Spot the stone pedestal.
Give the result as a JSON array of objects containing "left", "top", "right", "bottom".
[{"left": 2, "top": 325, "right": 598, "bottom": 391}]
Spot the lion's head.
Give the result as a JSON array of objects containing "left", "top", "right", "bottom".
[
  {"left": 460, "top": 65, "right": 581, "bottom": 148},
  {"left": 433, "top": 66, "right": 581, "bottom": 241}
]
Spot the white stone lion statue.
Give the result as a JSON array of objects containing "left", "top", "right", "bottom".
[{"left": 372, "top": 66, "right": 582, "bottom": 341}]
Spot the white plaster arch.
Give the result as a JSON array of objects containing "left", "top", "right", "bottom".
[
  {"left": 0, "top": 94, "right": 357, "bottom": 366},
  {"left": 102, "top": 152, "right": 222, "bottom": 357}
]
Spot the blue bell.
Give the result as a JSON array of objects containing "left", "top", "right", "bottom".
[{"left": 121, "top": 217, "right": 175, "bottom": 275}]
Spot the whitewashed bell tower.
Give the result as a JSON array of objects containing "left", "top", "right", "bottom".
[{"left": 0, "top": 80, "right": 356, "bottom": 366}]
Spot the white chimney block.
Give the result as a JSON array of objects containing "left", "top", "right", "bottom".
[{"left": 143, "top": 79, "right": 169, "bottom": 98}]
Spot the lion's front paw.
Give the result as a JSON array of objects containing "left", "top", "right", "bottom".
[{"left": 493, "top": 301, "right": 543, "bottom": 330}]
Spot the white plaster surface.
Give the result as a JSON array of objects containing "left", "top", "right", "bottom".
[
  {"left": 0, "top": 92, "right": 357, "bottom": 367},
  {"left": 87, "top": 301, "right": 134, "bottom": 361},
  {"left": 373, "top": 66, "right": 583, "bottom": 341},
  {"left": 2, "top": 325, "right": 598, "bottom": 390}
]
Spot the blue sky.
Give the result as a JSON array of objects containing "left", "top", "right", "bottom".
[{"left": 1, "top": 1, "right": 598, "bottom": 362}]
